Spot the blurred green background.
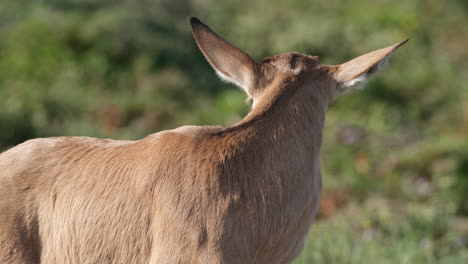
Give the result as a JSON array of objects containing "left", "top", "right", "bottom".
[{"left": 0, "top": 0, "right": 467, "bottom": 263}]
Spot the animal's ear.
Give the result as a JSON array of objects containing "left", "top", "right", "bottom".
[
  {"left": 190, "top": 17, "right": 258, "bottom": 94},
  {"left": 334, "top": 39, "right": 408, "bottom": 93}
]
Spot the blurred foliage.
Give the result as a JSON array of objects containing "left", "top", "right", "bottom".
[{"left": 0, "top": 0, "right": 467, "bottom": 262}]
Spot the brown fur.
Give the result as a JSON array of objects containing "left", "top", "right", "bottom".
[{"left": 0, "top": 18, "right": 406, "bottom": 264}]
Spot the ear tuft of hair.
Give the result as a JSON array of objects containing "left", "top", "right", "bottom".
[{"left": 335, "top": 39, "right": 408, "bottom": 93}]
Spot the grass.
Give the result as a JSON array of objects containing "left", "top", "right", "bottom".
[{"left": 294, "top": 195, "right": 467, "bottom": 264}]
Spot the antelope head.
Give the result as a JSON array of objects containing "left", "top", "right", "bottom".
[{"left": 190, "top": 17, "right": 407, "bottom": 111}]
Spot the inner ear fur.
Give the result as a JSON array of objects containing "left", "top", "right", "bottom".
[
  {"left": 190, "top": 17, "right": 258, "bottom": 94},
  {"left": 335, "top": 39, "right": 408, "bottom": 88}
]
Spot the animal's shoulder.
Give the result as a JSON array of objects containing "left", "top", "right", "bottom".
[
  {"left": 137, "top": 125, "right": 227, "bottom": 165},
  {"left": 142, "top": 125, "right": 224, "bottom": 144}
]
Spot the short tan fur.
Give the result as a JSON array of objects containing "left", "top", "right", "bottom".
[{"left": 0, "top": 17, "right": 407, "bottom": 264}]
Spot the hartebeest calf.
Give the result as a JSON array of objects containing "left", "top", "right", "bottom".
[{"left": 0, "top": 17, "right": 406, "bottom": 263}]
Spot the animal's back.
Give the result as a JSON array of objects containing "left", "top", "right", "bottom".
[
  {"left": 0, "top": 126, "right": 232, "bottom": 264},
  {"left": 0, "top": 134, "right": 172, "bottom": 263}
]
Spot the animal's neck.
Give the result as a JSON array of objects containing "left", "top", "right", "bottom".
[
  {"left": 240, "top": 76, "right": 325, "bottom": 152},
  {"left": 218, "top": 76, "right": 328, "bottom": 194}
]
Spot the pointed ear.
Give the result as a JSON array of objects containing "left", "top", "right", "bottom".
[
  {"left": 334, "top": 39, "right": 408, "bottom": 93},
  {"left": 190, "top": 17, "right": 258, "bottom": 94}
]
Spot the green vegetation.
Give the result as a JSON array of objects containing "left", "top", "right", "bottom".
[{"left": 0, "top": 0, "right": 466, "bottom": 262}]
